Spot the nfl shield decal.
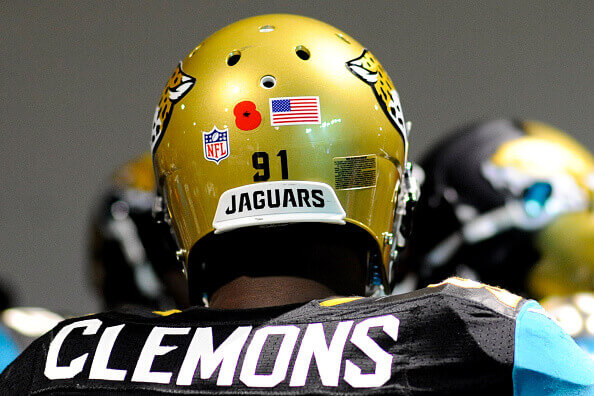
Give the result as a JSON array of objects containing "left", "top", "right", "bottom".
[{"left": 203, "top": 127, "right": 230, "bottom": 164}]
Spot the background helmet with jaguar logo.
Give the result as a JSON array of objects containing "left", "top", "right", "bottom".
[{"left": 406, "top": 119, "right": 594, "bottom": 299}]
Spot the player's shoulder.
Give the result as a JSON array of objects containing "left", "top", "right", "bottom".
[
  {"left": 37, "top": 303, "right": 309, "bottom": 335},
  {"left": 50, "top": 306, "right": 190, "bottom": 328},
  {"left": 333, "top": 277, "right": 527, "bottom": 320},
  {"left": 513, "top": 300, "right": 594, "bottom": 393},
  {"left": 424, "top": 276, "right": 526, "bottom": 317}
]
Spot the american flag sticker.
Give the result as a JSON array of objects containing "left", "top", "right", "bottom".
[{"left": 269, "top": 96, "right": 321, "bottom": 126}]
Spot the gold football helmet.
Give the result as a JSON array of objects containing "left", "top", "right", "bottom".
[{"left": 151, "top": 14, "right": 416, "bottom": 301}]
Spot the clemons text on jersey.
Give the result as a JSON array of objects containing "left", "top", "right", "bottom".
[{"left": 43, "top": 314, "right": 399, "bottom": 389}]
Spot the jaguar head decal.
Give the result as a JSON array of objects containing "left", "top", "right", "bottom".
[
  {"left": 151, "top": 62, "right": 196, "bottom": 155},
  {"left": 346, "top": 50, "right": 407, "bottom": 142}
]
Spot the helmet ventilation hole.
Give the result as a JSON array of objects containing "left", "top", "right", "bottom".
[
  {"left": 226, "top": 50, "right": 241, "bottom": 66},
  {"left": 260, "top": 75, "right": 276, "bottom": 89},
  {"left": 295, "top": 46, "right": 311, "bottom": 60},
  {"left": 259, "top": 25, "right": 275, "bottom": 33}
]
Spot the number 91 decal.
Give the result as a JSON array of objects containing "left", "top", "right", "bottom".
[{"left": 252, "top": 150, "right": 289, "bottom": 182}]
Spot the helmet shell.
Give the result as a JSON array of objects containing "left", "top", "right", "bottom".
[{"left": 152, "top": 14, "right": 407, "bottom": 286}]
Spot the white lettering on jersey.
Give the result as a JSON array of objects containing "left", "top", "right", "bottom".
[
  {"left": 289, "top": 321, "right": 354, "bottom": 387},
  {"left": 44, "top": 318, "right": 102, "bottom": 380},
  {"left": 42, "top": 314, "right": 401, "bottom": 388},
  {"left": 240, "top": 325, "right": 300, "bottom": 387},
  {"left": 344, "top": 315, "right": 400, "bottom": 388},
  {"left": 177, "top": 326, "right": 252, "bottom": 386},
  {"left": 89, "top": 324, "right": 127, "bottom": 381},
  {"left": 131, "top": 327, "right": 190, "bottom": 384}
]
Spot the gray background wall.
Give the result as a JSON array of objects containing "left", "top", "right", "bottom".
[{"left": 1, "top": 1, "right": 592, "bottom": 314}]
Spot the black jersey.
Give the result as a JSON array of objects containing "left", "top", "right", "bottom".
[{"left": 1, "top": 278, "right": 592, "bottom": 395}]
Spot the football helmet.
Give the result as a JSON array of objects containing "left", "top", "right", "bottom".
[
  {"left": 89, "top": 153, "right": 189, "bottom": 309},
  {"left": 151, "top": 14, "right": 417, "bottom": 303},
  {"left": 408, "top": 119, "right": 594, "bottom": 297}
]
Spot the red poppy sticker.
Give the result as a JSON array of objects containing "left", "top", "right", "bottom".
[{"left": 234, "top": 101, "right": 262, "bottom": 131}]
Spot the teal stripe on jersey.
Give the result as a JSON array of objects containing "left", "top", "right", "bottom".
[{"left": 513, "top": 300, "right": 594, "bottom": 395}]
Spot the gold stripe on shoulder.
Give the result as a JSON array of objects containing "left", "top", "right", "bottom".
[
  {"left": 429, "top": 277, "right": 523, "bottom": 309},
  {"left": 320, "top": 297, "right": 363, "bottom": 307},
  {"left": 428, "top": 277, "right": 483, "bottom": 289},
  {"left": 153, "top": 309, "right": 181, "bottom": 316}
]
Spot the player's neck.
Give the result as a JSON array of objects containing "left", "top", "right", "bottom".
[{"left": 208, "top": 276, "right": 336, "bottom": 309}]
